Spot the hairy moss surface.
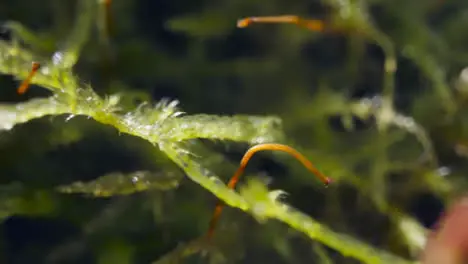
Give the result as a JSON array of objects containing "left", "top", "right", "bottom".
[{"left": 0, "top": 0, "right": 467, "bottom": 263}]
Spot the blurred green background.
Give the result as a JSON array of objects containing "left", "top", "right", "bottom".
[{"left": 1, "top": 0, "right": 468, "bottom": 263}]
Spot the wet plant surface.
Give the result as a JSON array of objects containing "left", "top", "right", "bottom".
[{"left": 1, "top": 0, "right": 468, "bottom": 263}]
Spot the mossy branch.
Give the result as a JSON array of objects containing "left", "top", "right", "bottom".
[
  {"left": 350, "top": 96, "right": 436, "bottom": 165},
  {"left": 57, "top": 170, "right": 183, "bottom": 196},
  {"left": 158, "top": 142, "right": 415, "bottom": 264},
  {"left": 0, "top": 8, "right": 416, "bottom": 262}
]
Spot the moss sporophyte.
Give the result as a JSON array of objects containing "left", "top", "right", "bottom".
[{"left": 205, "top": 143, "right": 332, "bottom": 240}]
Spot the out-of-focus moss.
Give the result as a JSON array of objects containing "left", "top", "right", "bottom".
[{"left": 1, "top": 0, "right": 468, "bottom": 263}]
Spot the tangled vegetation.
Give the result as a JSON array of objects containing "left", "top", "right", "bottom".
[{"left": 1, "top": 0, "right": 468, "bottom": 263}]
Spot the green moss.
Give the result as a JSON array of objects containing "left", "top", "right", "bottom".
[{"left": 2, "top": 0, "right": 462, "bottom": 263}]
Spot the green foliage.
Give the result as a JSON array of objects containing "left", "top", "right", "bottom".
[
  {"left": 57, "top": 170, "right": 183, "bottom": 196},
  {"left": 0, "top": 1, "right": 417, "bottom": 263},
  {"left": 2, "top": 0, "right": 468, "bottom": 263}
]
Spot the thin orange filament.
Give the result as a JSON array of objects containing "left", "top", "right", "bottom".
[
  {"left": 103, "top": 0, "right": 113, "bottom": 38},
  {"left": 237, "top": 15, "right": 326, "bottom": 32},
  {"left": 17, "top": 62, "right": 40, "bottom": 95},
  {"left": 206, "top": 143, "right": 332, "bottom": 239}
]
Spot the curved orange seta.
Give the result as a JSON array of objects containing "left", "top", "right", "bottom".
[
  {"left": 17, "top": 62, "right": 40, "bottom": 95},
  {"left": 206, "top": 143, "right": 331, "bottom": 239}
]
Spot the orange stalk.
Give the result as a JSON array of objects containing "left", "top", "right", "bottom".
[
  {"left": 237, "top": 15, "right": 327, "bottom": 32},
  {"left": 17, "top": 62, "right": 40, "bottom": 95},
  {"left": 104, "top": 0, "right": 111, "bottom": 8},
  {"left": 206, "top": 143, "right": 331, "bottom": 239},
  {"left": 103, "top": 0, "right": 113, "bottom": 38}
]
